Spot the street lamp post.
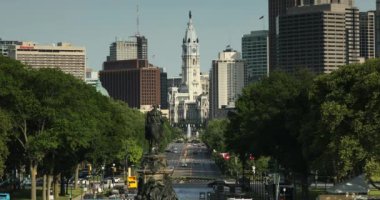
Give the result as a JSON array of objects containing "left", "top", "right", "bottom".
[
  {"left": 315, "top": 170, "right": 318, "bottom": 189},
  {"left": 124, "top": 154, "right": 129, "bottom": 194},
  {"left": 252, "top": 165, "right": 256, "bottom": 194},
  {"left": 112, "top": 163, "right": 115, "bottom": 183},
  {"left": 69, "top": 183, "right": 73, "bottom": 200},
  {"left": 101, "top": 166, "right": 105, "bottom": 191}
]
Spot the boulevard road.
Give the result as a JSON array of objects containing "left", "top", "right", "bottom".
[{"left": 166, "top": 141, "right": 221, "bottom": 179}]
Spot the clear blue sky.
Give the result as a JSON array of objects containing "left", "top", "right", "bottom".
[{"left": 0, "top": 0, "right": 375, "bottom": 77}]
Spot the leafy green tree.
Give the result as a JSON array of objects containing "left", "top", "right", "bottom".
[
  {"left": 310, "top": 60, "right": 380, "bottom": 181},
  {"left": 227, "top": 70, "right": 315, "bottom": 199},
  {"left": 0, "top": 56, "right": 112, "bottom": 199},
  {"left": 85, "top": 100, "right": 146, "bottom": 169},
  {"left": 254, "top": 156, "right": 270, "bottom": 173},
  {"left": 159, "top": 120, "right": 181, "bottom": 152},
  {"left": 27, "top": 68, "right": 110, "bottom": 197},
  {"left": 201, "top": 119, "right": 228, "bottom": 152},
  {"left": 0, "top": 109, "right": 11, "bottom": 176},
  {"left": 0, "top": 57, "right": 60, "bottom": 200}
]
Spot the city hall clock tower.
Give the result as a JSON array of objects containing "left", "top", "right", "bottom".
[{"left": 181, "top": 11, "right": 202, "bottom": 100}]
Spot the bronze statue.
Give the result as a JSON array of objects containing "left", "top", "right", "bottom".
[
  {"left": 145, "top": 105, "right": 164, "bottom": 154},
  {"left": 138, "top": 105, "right": 178, "bottom": 200}
]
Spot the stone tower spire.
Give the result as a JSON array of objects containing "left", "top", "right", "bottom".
[{"left": 181, "top": 10, "right": 202, "bottom": 100}]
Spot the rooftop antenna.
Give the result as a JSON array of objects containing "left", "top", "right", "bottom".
[
  {"left": 136, "top": 0, "right": 140, "bottom": 36},
  {"left": 227, "top": 28, "right": 232, "bottom": 48}
]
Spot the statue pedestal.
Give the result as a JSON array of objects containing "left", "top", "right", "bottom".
[{"left": 136, "top": 154, "right": 177, "bottom": 200}]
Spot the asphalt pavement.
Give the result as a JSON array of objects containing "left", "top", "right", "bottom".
[
  {"left": 165, "top": 141, "right": 221, "bottom": 199},
  {"left": 166, "top": 141, "right": 221, "bottom": 180}
]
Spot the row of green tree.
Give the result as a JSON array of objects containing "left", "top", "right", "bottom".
[
  {"left": 203, "top": 59, "right": 380, "bottom": 199},
  {"left": 0, "top": 56, "right": 179, "bottom": 200}
]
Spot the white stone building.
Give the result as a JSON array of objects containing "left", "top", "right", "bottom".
[{"left": 169, "top": 11, "right": 209, "bottom": 125}]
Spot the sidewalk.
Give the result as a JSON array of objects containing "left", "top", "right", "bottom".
[{"left": 73, "top": 194, "right": 83, "bottom": 200}]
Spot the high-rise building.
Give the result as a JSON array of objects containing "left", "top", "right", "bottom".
[
  {"left": 360, "top": 11, "right": 376, "bottom": 59},
  {"left": 9, "top": 42, "right": 86, "bottom": 79},
  {"left": 107, "top": 35, "right": 148, "bottom": 61},
  {"left": 278, "top": 3, "right": 359, "bottom": 74},
  {"left": 99, "top": 59, "right": 161, "bottom": 110},
  {"left": 160, "top": 68, "right": 168, "bottom": 109},
  {"left": 210, "top": 46, "right": 245, "bottom": 119},
  {"left": 269, "top": 0, "right": 357, "bottom": 71},
  {"left": 345, "top": 6, "right": 360, "bottom": 64},
  {"left": 242, "top": 30, "right": 269, "bottom": 83},
  {"left": 312, "top": 0, "right": 354, "bottom": 6},
  {"left": 136, "top": 35, "right": 148, "bottom": 60},
  {"left": 302, "top": 0, "right": 354, "bottom": 6},
  {"left": 108, "top": 40, "right": 137, "bottom": 61},
  {"left": 169, "top": 11, "right": 209, "bottom": 125},
  {"left": 0, "top": 39, "right": 21, "bottom": 57},
  {"left": 376, "top": 0, "right": 380, "bottom": 57},
  {"left": 167, "top": 77, "right": 182, "bottom": 88},
  {"left": 268, "top": 0, "right": 297, "bottom": 71}
]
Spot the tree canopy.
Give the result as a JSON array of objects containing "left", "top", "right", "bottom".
[
  {"left": 310, "top": 60, "right": 380, "bottom": 180},
  {"left": 0, "top": 56, "right": 178, "bottom": 199},
  {"left": 0, "top": 108, "right": 11, "bottom": 176},
  {"left": 226, "top": 61, "right": 380, "bottom": 199},
  {"left": 201, "top": 119, "right": 228, "bottom": 152}
]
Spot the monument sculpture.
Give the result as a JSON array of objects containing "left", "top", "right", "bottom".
[
  {"left": 145, "top": 105, "right": 164, "bottom": 154},
  {"left": 136, "top": 105, "right": 178, "bottom": 200}
]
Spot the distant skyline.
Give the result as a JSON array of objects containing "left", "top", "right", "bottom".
[{"left": 0, "top": 0, "right": 375, "bottom": 77}]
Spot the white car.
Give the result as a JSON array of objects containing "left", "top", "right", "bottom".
[
  {"left": 113, "top": 177, "right": 121, "bottom": 183},
  {"left": 181, "top": 162, "right": 188, "bottom": 167},
  {"left": 105, "top": 177, "right": 120, "bottom": 183}
]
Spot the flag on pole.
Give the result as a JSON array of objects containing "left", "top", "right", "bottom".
[{"left": 259, "top": 16, "right": 264, "bottom": 20}]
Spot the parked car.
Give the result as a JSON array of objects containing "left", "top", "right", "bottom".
[
  {"left": 113, "top": 177, "right": 121, "bottom": 183},
  {"left": 181, "top": 162, "right": 188, "bottom": 167},
  {"left": 21, "top": 178, "right": 31, "bottom": 189},
  {"left": 0, "top": 193, "right": 10, "bottom": 200},
  {"left": 109, "top": 189, "right": 120, "bottom": 199},
  {"left": 0, "top": 178, "right": 21, "bottom": 189},
  {"left": 104, "top": 177, "right": 121, "bottom": 183}
]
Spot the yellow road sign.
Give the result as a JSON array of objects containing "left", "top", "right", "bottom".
[{"left": 127, "top": 176, "right": 138, "bottom": 189}]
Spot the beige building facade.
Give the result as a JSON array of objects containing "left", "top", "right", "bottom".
[
  {"left": 210, "top": 46, "right": 245, "bottom": 119},
  {"left": 9, "top": 42, "right": 86, "bottom": 79}
]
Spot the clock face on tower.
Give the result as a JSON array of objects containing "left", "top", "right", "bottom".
[{"left": 192, "top": 48, "right": 196, "bottom": 53}]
